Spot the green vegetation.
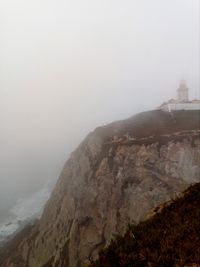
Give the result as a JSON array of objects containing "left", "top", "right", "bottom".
[{"left": 89, "top": 183, "right": 200, "bottom": 267}]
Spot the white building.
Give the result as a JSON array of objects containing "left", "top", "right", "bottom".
[
  {"left": 159, "top": 81, "right": 200, "bottom": 112},
  {"left": 176, "top": 80, "right": 189, "bottom": 102}
]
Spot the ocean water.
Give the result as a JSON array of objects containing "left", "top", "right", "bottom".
[{"left": 0, "top": 181, "right": 54, "bottom": 244}]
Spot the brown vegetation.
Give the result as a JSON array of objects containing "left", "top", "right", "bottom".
[{"left": 89, "top": 183, "right": 200, "bottom": 267}]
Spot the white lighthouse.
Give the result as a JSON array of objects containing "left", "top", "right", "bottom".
[
  {"left": 159, "top": 80, "right": 200, "bottom": 112},
  {"left": 176, "top": 80, "right": 189, "bottom": 102}
]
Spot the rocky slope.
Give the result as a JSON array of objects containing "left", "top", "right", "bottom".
[
  {"left": 89, "top": 182, "right": 200, "bottom": 267},
  {"left": 1, "top": 110, "right": 200, "bottom": 267}
]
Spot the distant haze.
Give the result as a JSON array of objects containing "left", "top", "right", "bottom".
[{"left": 0, "top": 0, "right": 199, "bottom": 218}]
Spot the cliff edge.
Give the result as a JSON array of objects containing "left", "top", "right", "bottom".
[{"left": 1, "top": 110, "right": 200, "bottom": 267}]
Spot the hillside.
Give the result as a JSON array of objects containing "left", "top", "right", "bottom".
[
  {"left": 89, "top": 182, "right": 200, "bottom": 267},
  {"left": 0, "top": 110, "right": 200, "bottom": 267}
]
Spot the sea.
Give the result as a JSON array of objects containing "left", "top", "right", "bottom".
[{"left": 0, "top": 180, "right": 54, "bottom": 245}]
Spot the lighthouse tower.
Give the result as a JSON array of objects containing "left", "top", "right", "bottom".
[{"left": 176, "top": 80, "right": 189, "bottom": 102}]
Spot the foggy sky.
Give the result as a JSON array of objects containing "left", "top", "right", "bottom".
[{"left": 0, "top": 0, "right": 199, "bottom": 216}]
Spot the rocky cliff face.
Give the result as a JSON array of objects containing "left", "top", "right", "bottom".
[
  {"left": 1, "top": 110, "right": 200, "bottom": 267},
  {"left": 89, "top": 182, "right": 200, "bottom": 267}
]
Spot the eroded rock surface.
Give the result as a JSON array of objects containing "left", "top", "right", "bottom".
[{"left": 1, "top": 110, "right": 200, "bottom": 267}]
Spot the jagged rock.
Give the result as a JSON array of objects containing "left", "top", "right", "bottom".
[{"left": 1, "top": 110, "right": 200, "bottom": 267}]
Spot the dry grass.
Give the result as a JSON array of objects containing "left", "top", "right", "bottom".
[{"left": 89, "top": 183, "right": 200, "bottom": 267}]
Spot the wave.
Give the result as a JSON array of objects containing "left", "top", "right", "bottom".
[{"left": 0, "top": 180, "right": 53, "bottom": 244}]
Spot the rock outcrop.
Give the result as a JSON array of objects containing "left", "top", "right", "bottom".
[
  {"left": 1, "top": 110, "right": 200, "bottom": 267},
  {"left": 89, "top": 182, "right": 200, "bottom": 267}
]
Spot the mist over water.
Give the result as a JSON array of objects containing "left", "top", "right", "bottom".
[{"left": 0, "top": 0, "right": 199, "bottom": 226}]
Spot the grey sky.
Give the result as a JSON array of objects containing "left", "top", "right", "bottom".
[{"left": 0, "top": 0, "right": 199, "bottom": 216}]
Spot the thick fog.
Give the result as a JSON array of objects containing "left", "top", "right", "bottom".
[{"left": 0, "top": 0, "right": 199, "bottom": 221}]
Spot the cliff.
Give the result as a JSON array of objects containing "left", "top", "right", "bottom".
[
  {"left": 1, "top": 110, "right": 200, "bottom": 267},
  {"left": 89, "top": 182, "right": 200, "bottom": 267}
]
